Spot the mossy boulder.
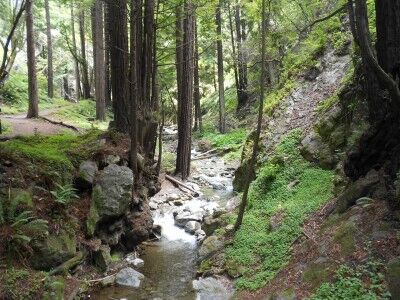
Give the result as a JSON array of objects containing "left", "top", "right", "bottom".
[
  {"left": 300, "top": 133, "right": 335, "bottom": 169},
  {"left": 94, "top": 245, "right": 112, "bottom": 273},
  {"left": 199, "top": 236, "right": 224, "bottom": 260},
  {"left": 86, "top": 164, "right": 133, "bottom": 236},
  {"left": 387, "top": 258, "right": 400, "bottom": 299},
  {"left": 31, "top": 230, "right": 77, "bottom": 271},
  {"left": 334, "top": 221, "right": 356, "bottom": 256}
]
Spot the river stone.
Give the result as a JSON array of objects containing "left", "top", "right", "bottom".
[
  {"left": 199, "top": 236, "right": 224, "bottom": 260},
  {"left": 185, "top": 221, "right": 201, "bottom": 234},
  {"left": 203, "top": 216, "right": 223, "bottom": 236},
  {"left": 149, "top": 201, "right": 158, "bottom": 210},
  {"left": 86, "top": 164, "right": 133, "bottom": 236},
  {"left": 175, "top": 212, "right": 203, "bottom": 228},
  {"left": 76, "top": 160, "right": 98, "bottom": 189},
  {"left": 116, "top": 267, "right": 144, "bottom": 288},
  {"left": 192, "top": 277, "right": 233, "bottom": 300}
]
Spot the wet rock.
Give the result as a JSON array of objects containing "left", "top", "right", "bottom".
[
  {"left": 124, "top": 203, "right": 153, "bottom": 250},
  {"left": 31, "top": 230, "right": 77, "bottom": 270},
  {"left": 167, "top": 193, "right": 180, "bottom": 202},
  {"left": 149, "top": 201, "right": 158, "bottom": 210},
  {"left": 152, "top": 224, "right": 162, "bottom": 236},
  {"left": 195, "top": 229, "right": 206, "bottom": 242},
  {"left": 116, "top": 267, "right": 144, "bottom": 288},
  {"left": 192, "top": 277, "right": 233, "bottom": 300},
  {"left": 126, "top": 255, "right": 144, "bottom": 268},
  {"left": 94, "top": 245, "right": 112, "bottom": 272},
  {"left": 173, "top": 200, "right": 184, "bottom": 206},
  {"left": 175, "top": 212, "right": 203, "bottom": 228},
  {"left": 203, "top": 216, "right": 223, "bottom": 236},
  {"left": 185, "top": 221, "right": 201, "bottom": 234},
  {"left": 86, "top": 164, "right": 133, "bottom": 236},
  {"left": 199, "top": 236, "right": 224, "bottom": 260},
  {"left": 76, "top": 160, "right": 98, "bottom": 189}
]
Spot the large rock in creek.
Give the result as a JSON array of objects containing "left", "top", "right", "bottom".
[
  {"left": 86, "top": 164, "right": 133, "bottom": 236},
  {"left": 199, "top": 236, "right": 224, "bottom": 260},
  {"left": 116, "top": 267, "right": 145, "bottom": 288},
  {"left": 123, "top": 202, "right": 154, "bottom": 250},
  {"left": 31, "top": 229, "right": 77, "bottom": 270}
]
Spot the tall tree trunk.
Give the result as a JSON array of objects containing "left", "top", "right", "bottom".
[
  {"left": 193, "top": 15, "right": 202, "bottom": 132},
  {"left": 176, "top": 0, "right": 194, "bottom": 180},
  {"left": 235, "top": 0, "right": 268, "bottom": 231},
  {"left": 235, "top": 2, "right": 249, "bottom": 111},
  {"left": 92, "top": 0, "right": 106, "bottom": 121},
  {"left": 71, "top": 1, "right": 81, "bottom": 101},
  {"left": 104, "top": 1, "right": 111, "bottom": 106},
  {"left": 107, "top": 0, "right": 130, "bottom": 132},
  {"left": 79, "top": 10, "right": 91, "bottom": 99},
  {"left": 44, "top": 0, "right": 53, "bottom": 98},
  {"left": 176, "top": 4, "right": 184, "bottom": 126},
  {"left": 26, "top": 0, "right": 39, "bottom": 118},
  {"left": 216, "top": 0, "right": 226, "bottom": 133},
  {"left": 228, "top": 2, "right": 240, "bottom": 103}
]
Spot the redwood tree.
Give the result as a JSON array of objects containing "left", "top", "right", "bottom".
[{"left": 26, "top": 0, "right": 39, "bottom": 118}]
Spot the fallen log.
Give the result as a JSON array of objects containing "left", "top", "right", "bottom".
[
  {"left": 49, "top": 251, "right": 84, "bottom": 276},
  {"left": 39, "top": 116, "right": 79, "bottom": 132},
  {"left": 165, "top": 174, "right": 199, "bottom": 197}
]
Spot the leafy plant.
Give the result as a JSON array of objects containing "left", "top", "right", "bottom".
[
  {"left": 0, "top": 192, "right": 48, "bottom": 257},
  {"left": 309, "top": 262, "right": 391, "bottom": 300},
  {"left": 50, "top": 183, "right": 79, "bottom": 205}
]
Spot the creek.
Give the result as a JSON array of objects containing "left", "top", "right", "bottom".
[{"left": 91, "top": 142, "right": 236, "bottom": 300}]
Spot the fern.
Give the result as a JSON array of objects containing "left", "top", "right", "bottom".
[{"left": 50, "top": 183, "right": 79, "bottom": 205}]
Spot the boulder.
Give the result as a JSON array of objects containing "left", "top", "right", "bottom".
[
  {"left": 31, "top": 230, "right": 77, "bottom": 270},
  {"left": 115, "top": 267, "right": 144, "bottom": 288},
  {"left": 86, "top": 164, "right": 133, "bottom": 236},
  {"left": 300, "top": 133, "right": 335, "bottom": 169},
  {"left": 192, "top": 277, "right": 233, "bottom": 300},
  {"left": 199, "top": 236, "right": 224, "bottom": 260},
  {"left": 175, "top": 212, "right": 203, "bottom": 228},
  {"left": 76, "top": 161, "right": 98, "bottom": 189},
  {"left": 203, "top": 216, "right": 223, "bottom": 236},
  {"left": 185, "top": 221, "right": 201, "bottom": 234},
  {"left": 105, "top": 155, "right": 121, "bottom": 165},
  {"left": 94, "top": 245, "right": 112, "bottom": 273},
  {"left": 123, "top": 203, "right": 153, "bottom": 250}
]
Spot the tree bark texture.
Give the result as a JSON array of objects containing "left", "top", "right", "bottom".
[
  {"left": 216, "top": 0, "right": 226, "bottom": 133},
  {"left": 44, "top": 0, "right": 53, "bottom": 98},
  {"left": 79, "top": 10, "right": 91, "bottom": 99}
]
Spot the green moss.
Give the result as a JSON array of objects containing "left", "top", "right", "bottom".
[
  {"left": 334, "top": 221, "right": 356, "bottom": 256},
  {"left": 1, "top": 268, "right": 45, "bottom": 300},
  {"left": 86, "top": 196, "right": 100, "bottom": 237},
  {"left": 226, "top": 130, "right": 334, "bottom": 290},
  {"left": 199, "top": 259, "right": 213, "bottom": 273},
  {"left": 264, "top": 80, "right": 296, "bottom": 115},
  {"left": 162, "top": 151, "right": 177, "bottom": 173}
]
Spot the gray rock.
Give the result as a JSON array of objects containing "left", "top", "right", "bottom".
[
  {"left": 203, "top": 216, "right": 222, "bottom": 236},
  {"left": 105, "top": 155, "right": 121, "bottom": 165},
  {"left": 199, "top": 236, "right": 224, "bottom": 260},
  {"left": 87, "top": 164, "right": 133, "bottom": 236},
  {"left": 192, "top": 277, "right": 233, "bottom": 300},
  {"left": 185, "top": 221, "right": 201, "bottom": 234},
  {"left": 76, "top": 161, "right": 98, "bottom": 189},
  {"left": 116, "top": 267, "right": 144, "bottom": 288},
  {"left": 94, "top": 245, "right": 112, "bottom": 272},
  {"left": 126, "top": 255, "right": 144, "bottom": 267},
  {"left": 149, "top": 201, "right": 158, "bottom": 210},
  {"left": 175, "top": 212, "right": 203, "bottom": 228}
]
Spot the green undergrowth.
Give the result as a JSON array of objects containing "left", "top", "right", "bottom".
[
  {"left": 55, "top": 99, "right": 112, "bottom": 130},
  {"left": 0, "top": 119, "right": 12, "bottom": 135},
  {"left": 309, "top": 261, "right": 390, "bottom": 300},
  {"left": 226, "top": 130, "right": 334, "bottom": 290},
  {"left": 0, "top": 130, "right": 101, "bottom": 179}
]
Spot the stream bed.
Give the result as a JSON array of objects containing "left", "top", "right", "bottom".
[{"left": 91, "top": 151, "right": 237, "bottom": 300}]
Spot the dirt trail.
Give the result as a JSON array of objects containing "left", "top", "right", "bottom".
[{"left": 1, "top": 107, "right": 77, "bottom": 139}]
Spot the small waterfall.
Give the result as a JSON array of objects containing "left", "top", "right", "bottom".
[{"left": 153, "top": 211, "right": 196, "bottom": 245}]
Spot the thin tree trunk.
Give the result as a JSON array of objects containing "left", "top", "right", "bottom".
[
  {"left": 176, "top": 4, "right": 183, "bottom": 126},
  {"left": 26, "top": 0, "right": 39, "bottom": 118},
  {"left": 193, "top": 15, "right": 202, "bottom": 132},
  {"left": 228, "top": 2, "right": 240, "bottom": 103},
  {"left": 234, "top": 0, "right": 268, "bottom": 231},
  {"left": 79, "top": 10, "right": 90, "bottom": 99},
  {"left": 176, "top": 0, "right": 194, "bottom": 180},
  {"left": 216, "top": 0, "right": 226, "bottom": 133},
  {"left": 71, "top": 1, "right": 81, "bottom": 101},
  {"left": 235, "top": 2, "right": 248, "bottom": 111},
  {"left": 92, "top": 0, "right": 106, "bottom": 121},
  {"left": 104, "top": 1, "right": 111, "bottom": 106},
  {"left": 44, "top": 0, "right": 53, "bottom": 98},
  {"left": 107, "top": 0, "right": 130, "bottom": 133}
]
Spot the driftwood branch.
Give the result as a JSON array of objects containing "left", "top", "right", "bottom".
[
  {"left": 39, "top": 116, "right": 80, "bottom": 132},
  {"left": 49, "top": 251, "right": 84, "bottom": 276},
  {"left": 165, "top": 174, "right": 199, "bottom": 197}
]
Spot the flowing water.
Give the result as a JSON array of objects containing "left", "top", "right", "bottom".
[{"left": 92, "top": 156, "right": 236, "bottom": 300}]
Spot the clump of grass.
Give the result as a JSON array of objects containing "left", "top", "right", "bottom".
[{"left": 225, "top": 130, "right": 334, "bottom": 290}]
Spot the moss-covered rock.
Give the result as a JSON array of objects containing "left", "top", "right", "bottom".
[
  {"left": 303, "top": 260, "right": 334, "bottom": 289},
  {"left": 31, "top": 229, "right": 77, "bottom": 271},
  {"left": 94, "top": 245, "right": 112, "bottom": 273},
  {"left": 334, "top": 221, "right": 356, "bottom": 256}
]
